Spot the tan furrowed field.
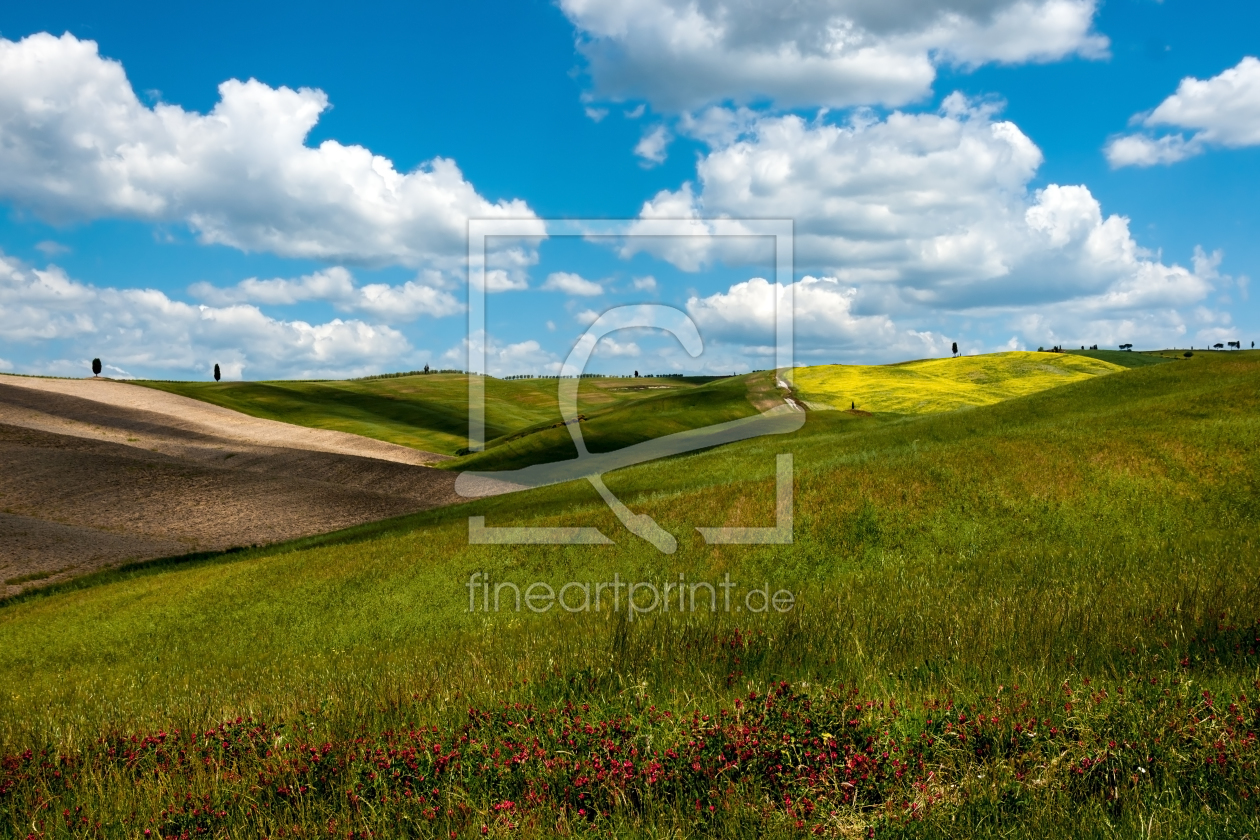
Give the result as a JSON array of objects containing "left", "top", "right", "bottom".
[{"left": 0, "top": 375, "right": 464, "bottom": 597}]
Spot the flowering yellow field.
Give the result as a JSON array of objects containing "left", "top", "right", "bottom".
[{"left": 788, "top": 351, "right": 1126, "bottom": 413}]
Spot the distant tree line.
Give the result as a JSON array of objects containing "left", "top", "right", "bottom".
[
  {"left": 353, "top": 366, "right": 464, "bottom": 381},
  {"left": 501, "top": 373, "right": 615, "bottom": 380},
  {"left": 498, "top": 372, "right": 693, "bottom": 380},
  {"left": 1027, "top": 341, "right": 1253, "bottom": 354}
]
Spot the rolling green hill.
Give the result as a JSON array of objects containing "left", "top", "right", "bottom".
[
  {"left": 788, "top": 350, "right": 1128, "bottom": 413},
  {"left": 451, "top": 373, "right": 767, "bottom": 472},
  {"left": 3, "top": 352, "right": 1258, "bottom": 837},
  {"left": 138, "top": 374, "right": 720, "bottom": 456},
  {"left": 1066, "top": 348, "right": 1174, "bottom": 368},
  {"left": 139, "top": 352, "right": 1138, "bottom": 472}
]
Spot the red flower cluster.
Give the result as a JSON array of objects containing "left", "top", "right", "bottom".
[{"left": 1, "top": 672, "right": 1257, "bottom": 837}]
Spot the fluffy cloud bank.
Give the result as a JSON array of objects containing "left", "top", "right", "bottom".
[
  {"left": 631, "top": 97, "right": 1222, "bottom": 350},
  {"left": 1107, "top": 56, "right": 1260, "bottom": 167},
  {"left": 561, "top": 0, "right": 1108, "bottom": 110},
  {"left": 189, "top": 267, "right": 462, "bottom": 321},
  {"left": 0, "top": 254, "right": 413, "bottom": 379},
  {"left": 687, "top": 276, "right": 947, "bottom": 360},
  {"left": 0, "top": 33, "right": 539, "bottom": 267}
]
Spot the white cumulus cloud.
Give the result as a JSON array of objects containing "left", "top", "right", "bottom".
[
  {"left": 561, "top": 0, "right": 1108, "bottom": 111},
  {"left": 594, "top": 336, "right": 642, "bottom": 357},
  {"left": 0, "top": 32, "right": 542, "bottom": 267},
  {"left": 634, "top": 125, "right": 672, "bottom": 166},
  {"left": 628, "top": 97, "right": 1221, "bottom": 353},
  {"left": 190, "top": 268, "right": 358, "bottom": 307},
  {"left": 687, "top": 275, "right": 947, "bottom": 360},
  {"left": 446, "top": 334, "right": 562, "bottom": 377},
  {"left": 484, "top": 270, "right": 529, "bottom": 293},
  {"left": 0, "top": 254, "right": 413, "bottom": 379},
  {"left": 1107, "top": 56, "right": 1260, "bottom": 167},
  {"left": 542, "top": 272, "right": 605, "bottom": 296},
  {"left": 189, "top": 267, "right": 462, "bottom": 321}
]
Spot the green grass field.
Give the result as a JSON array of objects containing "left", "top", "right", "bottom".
[
  {"left": 1066, "top": 348, "right": 1175, "bottom": 368},
  {"left": 139, "top": 374, "right": 722, "bottom": 457},
  {"left": 3, "top": 353, "right": 1259, "bottom": 838},
  {"left": 453, "top": 374, "right": 765, "bottom": 472}
]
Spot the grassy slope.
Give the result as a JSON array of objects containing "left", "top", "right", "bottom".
[
  {"left": 450, "top": 373, "right": 764, "bottom": 472},
  {"left": 138, "top": 375, "right": 712, "bottom": 455},
  {"left": 1065, "top": 348, "right": 1174, "bottom": 368},
  {"left": 788, "top": 350, "right": 1126, "bottom": 413},
  {"left": 2, "top": 353, "right": 1259, "bottom": 836}
]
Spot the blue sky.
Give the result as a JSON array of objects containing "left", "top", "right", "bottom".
[{"left": 0, "top": 0, "right": 1256, "bottom": 379}]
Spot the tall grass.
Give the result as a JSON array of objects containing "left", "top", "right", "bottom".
[{"left": 2, "top": 354, "right": 1258, "bottom": 837}]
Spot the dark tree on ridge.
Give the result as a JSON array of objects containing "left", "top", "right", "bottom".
[
  {"left": 951, "top": 341, "right": 958, "bottom": 357},
  {"left": 214, "top": 363, "right": 221, "bottom": 382},
  {"left": 91, "top": 358, "right": 102, "bottom": 376}
]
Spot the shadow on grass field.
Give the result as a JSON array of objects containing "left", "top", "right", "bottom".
[
  {"left": 138, "top": 374, "right": 724, "bottom": 457},
  {"left": 1065, "top": 348, "right": 1174, "bottom": 368},
  {"left": 2, "top": 352, "right": 1258, "bottom": 838},
  {"left": 450, "top": 374, "right": 768, "bottom": 473}
]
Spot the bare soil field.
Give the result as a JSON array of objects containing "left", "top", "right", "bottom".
[{"left": 0, "top": 375, "right": 467, "bottom": 598}]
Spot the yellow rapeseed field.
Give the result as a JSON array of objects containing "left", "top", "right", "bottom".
[{"left": 788, "top": 350, "right": 1126, "bottom": 413}]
